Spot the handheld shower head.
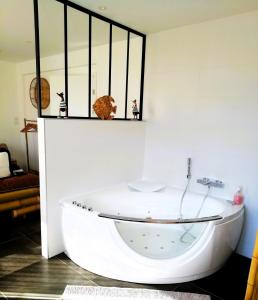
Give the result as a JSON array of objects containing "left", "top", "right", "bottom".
[{"left": 187, "top": 158, "right": 192, "bottom": 179}]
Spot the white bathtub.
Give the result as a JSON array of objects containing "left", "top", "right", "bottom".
[{"left": 60, "top": 183, "right": 244, "bottom": 284}]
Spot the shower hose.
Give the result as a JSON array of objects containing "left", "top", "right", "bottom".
[{"left": 178, "top": 179, "right": 211, "bottom": 243}]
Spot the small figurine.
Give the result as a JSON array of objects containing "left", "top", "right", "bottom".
[
  {"left": 93, "top": 95, "right": 117, "bottom": 120},
  {"left": 132, "top": 99, "right": 140, "bottom": 120},
  {"left": 57, "top": 92, "right": 68, "bottom": 118}
]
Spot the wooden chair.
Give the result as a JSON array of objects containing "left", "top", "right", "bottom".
[{"left": 245, "top": 230, "right": 258, "bottom": 300}]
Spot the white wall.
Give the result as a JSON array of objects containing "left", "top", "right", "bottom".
[
  {"left": 0, "top": 60, "right": 26, "bottom": 167},
  {"left": 144, "top": 10, "right": 258, "bottom": 258},
  {"left": 38, "top": 119, "right": 145, "bottom": 258}
]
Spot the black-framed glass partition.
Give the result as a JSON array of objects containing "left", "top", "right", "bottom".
[{"left": 34, "top": 0, "right": 146, "bottom": 120}]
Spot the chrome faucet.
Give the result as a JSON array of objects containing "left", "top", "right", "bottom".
[{"left": 197, "top": 177, "right": 224, "bottom": 188}]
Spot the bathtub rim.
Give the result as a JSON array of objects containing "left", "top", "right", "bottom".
[{"left": 59, "top": 181, "right": 244, "bottom": 227}]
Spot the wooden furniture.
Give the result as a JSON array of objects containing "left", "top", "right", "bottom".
[
  {"left": 245, "top": 230, "right": 258, "bottom": 300},
  {"left": 0, "top": 186, "right": 40, "bottom": 218},
  {"left": 0, "top": 144, "right": 40, "bottom": 218},
  {"left": 20, "top": 119, "right": 38, "bottom": 173}
]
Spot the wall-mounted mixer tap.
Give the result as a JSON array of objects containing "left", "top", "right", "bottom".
[{"left": 197, "top": 177, "right": 224, "bottom": 188}]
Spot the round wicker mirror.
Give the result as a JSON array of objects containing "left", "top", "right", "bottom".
[{"left": 29, "top": 78, "right": 50, "bottom": 109}]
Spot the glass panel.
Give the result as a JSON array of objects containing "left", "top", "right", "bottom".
[
  {"left": 38, "top": 0, "right": 65, "bottom": 116},
  {"left": 111, "top": 27, "right": 127, "bottom": 118},
  {"left": 115, "top": 221, "right": 208, "bottom": 259},
  {"left": 127, "top": 34, "right": 142, "bottom": 120},
  {"left": 37, "top": 2, "right": 144, "bottom": 119},
  {"left": 91, "top": 17, "right": 109, "bottom": 118},
  {"left": 67, "top": 7, "right": 89, "bottom": 117}
]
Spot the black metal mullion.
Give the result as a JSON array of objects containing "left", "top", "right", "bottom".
[
  {"left": 55, "top": 0, "right": 144, "bottom": 37},
  {"left": 88, "top": 15, "right": 92, "bottom": 118},
  {"left": 124, "top": 31, "right": 130, "bottom": 119},
  {"left": 139, "top": 35, "right": 146, "bottom": 121},
  {"left": 36, "top": 0, "right": 146, "bottom": 121},
  {"left": 33, "top": 0, "right": 42, "bottom": 118},
  {"left": 41, "top": 115, "right": 132, "bottom": 120},
  {"left": 108, "top": 24, "right": 112, "bottom": 96},
  {"left": 64, "top": 3, "right": 69, "bottom": 116}
]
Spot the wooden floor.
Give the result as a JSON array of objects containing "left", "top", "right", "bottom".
[{"left": 0, "top": 213, "right": 250, "bottom": 300}]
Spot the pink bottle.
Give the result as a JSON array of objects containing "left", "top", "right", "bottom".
[{"left": 233, "top": 187, "right": 244, "bottom": 205}]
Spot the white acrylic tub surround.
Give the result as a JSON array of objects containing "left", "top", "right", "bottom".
[{"left": 60, "top": 182, "right": 244, "bottom": 284}]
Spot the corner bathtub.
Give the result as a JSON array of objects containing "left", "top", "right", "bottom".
[{"left": 60, "top": 183, "right": 244, "bottom": 284}]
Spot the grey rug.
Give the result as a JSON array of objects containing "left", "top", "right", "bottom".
[{"left": 62, "top": 286, "right": 211, "bottom": 300}]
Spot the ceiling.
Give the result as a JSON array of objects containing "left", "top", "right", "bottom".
[
  {"left": 1, "top": 0, "right": 258, "bottom": 62},
  {"left": 0, "top": 0, "right": 35, "bottom": 62},
  {"left": 73, "top": 0, "right": 258, "bottom": 33}
]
